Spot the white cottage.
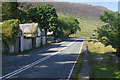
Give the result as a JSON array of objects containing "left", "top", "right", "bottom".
[
  {"left": 2, "top": 23, "right": 47, "bottom": 53},
  {"left": 19, "top": 23, "right": 46, "bottom": 51}
]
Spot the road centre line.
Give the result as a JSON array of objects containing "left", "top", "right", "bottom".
[{"left": 1, "top": 39, "right": 76, "bottom": 79}]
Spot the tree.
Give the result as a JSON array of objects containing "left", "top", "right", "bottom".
[
  {"left": 17, "top": 9, "right": 28, "bottom": 23},
  {"left": 96, "top": 11, "right": 120, "bottom": 56},
  {"left": 17, "top": 2, "right": 33, "bottom": 23},
  {"left": 2, "top": 19, "right": 20, "bottom": 47},
  {"left": 2, "top": 2, "right": 19, "bottom": 21},
  {"left": 2, "top": 2, "right": 31, "bottom": 23},
  {"left": 28, "top": 4, "right": 58, "bottom": 40},
  {"left": 28, "top": 5, "right": 44, "bottom": 23},
  {"left": 57, "top": 17, "right": 81, "bottom": 38},
  {"left": 41, "top": 4, "right": 58, "bottom": 37},
  {"left": 18, "top": 2, "right": 33, "bottom": 11},
  {"left": 66, "top": 17, "right": 81, "bottom": 34}
]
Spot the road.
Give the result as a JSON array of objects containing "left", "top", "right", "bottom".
[{"left": 2, "top": 38, "right": 84, "bottom": 79}]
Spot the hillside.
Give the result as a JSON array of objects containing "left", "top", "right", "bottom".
[
  {"left": 27, "top": 2, "right": 108, "bottom": 37},
  {"left": 28, "top": 2, "right": 109, "bottom": 19}
]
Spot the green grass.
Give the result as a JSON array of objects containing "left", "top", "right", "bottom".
[
  {"left": 71, "top": 42, "right": 84, "bottom": 79},
  {"left": 87, "top": 40, "right": 120, "bottom": 78},
  {"left": 70, "top": 19, "right": 104, "bottom": 37},
  {"left": 58, "top": 11, "right": 104, "bottom": 38},
  {"left": 87, "top": 39, "right": 116, "bottom": 54}
]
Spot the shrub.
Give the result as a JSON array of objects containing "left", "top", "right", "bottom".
[{"left": 2, "top": 19, "right": 20, "bottom": 47}]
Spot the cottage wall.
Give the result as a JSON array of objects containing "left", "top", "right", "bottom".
[
  {"left": 21, "top": 37, "right": 24, "bottom": 52},
  {"left": 14, "top": 38, "right": 20, "bottom": 53},
  {"left": 24, "top": 38, "right": 32, "bottom": 50},
  {"left": 42, "top": 36, "right": 46, "bottom": 45},
  {"left": 2, "top": 23, "right": 47, "bottom": 54},
  {"left": 36, "top": 37, "right": 41, "bottom": 47},
  {"left": 9, "top": 45, "right": 14, "bottom": 53},
  {"left": 37, "top": 27, "right": 41, "bottom": 36}
]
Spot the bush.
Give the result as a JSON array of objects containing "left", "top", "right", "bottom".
[{"left": 2, "top": 19, "right": 20, "bottom": 47}]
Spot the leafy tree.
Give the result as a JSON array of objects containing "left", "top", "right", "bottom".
[
  {"left": 2, "top": 19, "right": 20, "bottom": 47},
  {"left": 18, "top": 2, "right": 33, "bottom": 11},
  {"left": 28, "top": 5, "right": 44, "bottom": 23},
  {"left": 57, "top": 17, "right": 81, "bottom": 37},
  {"left": 66, "top": 17, "right": 81, "bottom": 34},
  {"left": 96, "top": 11, "right": 120, "bottom": 56},
  {"left": 2, "top": 2, "right": 31, "bottom": 23},
  {"left": 28, "top": 4, "right": 58, "bottom": 39},
  {"left": 2, "top": 2, "right": 19, "bottom": 21},
  {"left": 40, "top": 4, "right": 58, "bottom": 36},
  {"left": 17, "top": 9, "right": 28, "bottom": 23}
]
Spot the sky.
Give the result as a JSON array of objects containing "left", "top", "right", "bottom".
[
  {"left": 57, "top": 0, "right": 119, "bottom": 12},
  {"left": 15, "top": 0, "right": 119, "bottom": 11},
  {"left": 78, "top": 2, "right": 118, "bottom": 12}
]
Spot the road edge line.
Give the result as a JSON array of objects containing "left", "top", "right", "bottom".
[
  {"left": 67, "top": 41, "right": 84, "bottom": 79},
  {"left": 1, "top": 40, "right": 76, "bottom": 79}
]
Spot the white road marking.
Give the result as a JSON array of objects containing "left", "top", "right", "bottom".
[
  {"left": 1, "top": 39, "right": 77, "bottom": 79},
  {"left": 67, "top": 41, "right": 84, "bottom": 79}
]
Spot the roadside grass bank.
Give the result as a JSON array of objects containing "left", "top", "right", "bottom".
[
  {"left": 71, "top": 42, "right": 84, "bottom": 79},
  {"left": 87, "top": 39, "right": 120, "bottom": 79}
]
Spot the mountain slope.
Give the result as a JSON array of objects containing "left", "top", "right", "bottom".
[
  {"left": 28, "top": 2, "right": 109, "bottom": 19},
  {"left": 27, "top": 2, "right": 108, "bottom": 37}
]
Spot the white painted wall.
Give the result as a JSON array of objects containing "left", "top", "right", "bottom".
[
  {"left": 21, "top": 37, "right": 24, "bottom": 52},
  {"left": 14, "top": 38, "right": 19, "bottom": 52},
  {"left": 37, "top": 27, "right": 41, "bottom": 37},
  {"left": 36, "top": 37, "right": 41, "bottom": 47},
  {"left": 9, "top": 45, "right": 14, "bottom": 53},
  {"left": 42, "top": 36, "right": 46, "bottom": 45},
  {"left": 24, "top": 38, "right": 32, "bottom": 50}
]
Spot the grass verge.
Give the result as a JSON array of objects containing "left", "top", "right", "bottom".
[
  {"left": 71, "top": 42, "right": 84, "bottom": 80},
  {"left": 87, "top": 39, "right": 120, "bottom": 79}
]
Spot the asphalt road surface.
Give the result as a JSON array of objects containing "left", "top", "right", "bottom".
[{"left": 2, "top": 38, "right": 84, "bottom": 79}]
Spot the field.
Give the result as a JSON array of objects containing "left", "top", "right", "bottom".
[
  {"left": 70, "top": 18, "right": 104, "bottom": 37},
  {"left": 57, "top": 9, "right": 104, "bottom": 38}
]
